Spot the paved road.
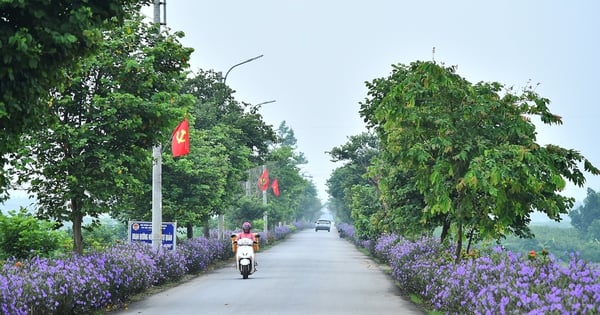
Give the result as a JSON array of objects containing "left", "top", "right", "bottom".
[{"left": 114, "top": 227, "right": 424, "bottom": 315}]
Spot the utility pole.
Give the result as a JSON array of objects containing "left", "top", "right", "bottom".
[
  {"left": 151, "top": 0, "right": 164, "bottom": 251},
  {"left": 262, "top": 165, "right": 268, "bottom": 239}
]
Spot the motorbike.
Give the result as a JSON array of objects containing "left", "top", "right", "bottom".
[{"left": 230, "top": 234, "right": 259, "bottom": 279}]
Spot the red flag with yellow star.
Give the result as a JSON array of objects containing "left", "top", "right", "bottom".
[{"left": 171, "top": 118, "right": 190, "bottom": 157}]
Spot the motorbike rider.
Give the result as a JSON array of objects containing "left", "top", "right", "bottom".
[
  {"left": 236, "top": 221, "right": 258, "bottom": 270},
  {"left": 237, "top": 221, "right": 257, "bottom": 242}
]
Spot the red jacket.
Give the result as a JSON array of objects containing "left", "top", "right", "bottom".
[{"left": 237, "top": 231, "right": 256, "bottom": 241}]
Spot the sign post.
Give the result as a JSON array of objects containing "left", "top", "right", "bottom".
[{"left": 129, "top": 221, "right": 177, "bottom": 250}]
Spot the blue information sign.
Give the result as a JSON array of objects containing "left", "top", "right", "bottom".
[{"left": 128, "top": 221, "right": 177, "bottom": 250}]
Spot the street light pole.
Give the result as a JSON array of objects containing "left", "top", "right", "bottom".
[
  {"left": 218, "top": 54, "right": 264, "bottom": 240},
  {"left": 151, "top": 0, "right": 164, "bottom": 251},
  {"left": 262, "top": 165, "right": 268, "bottom": 238},
  {"left": 223, "top": 55, "right": 264, "bottom": 84}
]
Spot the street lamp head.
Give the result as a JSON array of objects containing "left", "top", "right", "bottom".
[
  {"left": 255, "top": 100, "right": 276, "bottom": 107},
  {"left": 223, "top": 54, "right": 264, "bottom": 84}
]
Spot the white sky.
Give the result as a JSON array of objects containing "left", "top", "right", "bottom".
[{"left": 147, "top": 1, "right": 599, "bottom": 204}]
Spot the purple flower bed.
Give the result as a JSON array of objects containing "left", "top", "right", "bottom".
[
  {"left": 367, "top": 233, "right": 600, "bottom": 314},
  {"left": 336, "top": 222, "right": 355, "bottom": 240},
  {"left": 0, "top": 238, "right": 231, "bottom": 314},
  {"left": 0, "top": 225, "right": 298, "bottom": 314},
  {"left": 272, "top": 225, "right": 292, "bottom": 240}
]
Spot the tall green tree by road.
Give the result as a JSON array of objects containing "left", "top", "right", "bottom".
[
  {"left": 296, "top": 183, "right": 322, "bottom": 222},
  {"left": 162, "top": 126, "right": 234, "bottom": 238},
  {"left": 10, "top": 14, "right": 193, "bottom": 254},
  {"left": 327, "top": 132, "right": 383, "bottom": 238},
  {"left": 264, "top": 146, "right": 310, "bottom": 225},
  {"left": 0, "top": 0, "right": 150, "bottom": 199},
  {"left": 327, "top": 132, "right": 379, "bottom": 227},
  {"left": 177, "top": 69, "right": 276, "bottom": 235},
  {"left": 184, "top": 69, "right": 276, "bottom": 164},
  {"left": 360, "top": 61, "right": 599, "bottom": 261},
  {"left": 266, "top": 121, "right": 320, "bottom": 224},
  {"left": 359, "top": 69, "right": 440, "bottom": 239},
  {"left": 326, "top": 167, "right": 354, "bottom": 224},
  {"left": 236, "top": 121, "right": 321, "bottom": 228}
]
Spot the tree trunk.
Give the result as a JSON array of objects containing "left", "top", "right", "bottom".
[
  {"left": 203, "top": 219, "right": 209, "bottom": 238},
  {"left": 71, "top": 199, "right": 84, "bottom": 255},
  {"left": 466, "top": 227, "right": 475, "bottom": 255},
  {"left": 454, "top": 222, "right": 463, "bottom": 263},
  {"left": 186, "top": 222, "right": 193, "bottom": 239},
  {"left": 440, "top": 217, "right": 451, "bottom": 242}
]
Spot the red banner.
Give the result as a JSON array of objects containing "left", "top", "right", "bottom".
[
  {"left": 271, "top": 178, "right": 279, "bottom": 197},
  {"left": 171, "top": 118, "right": 190, "bottom": 157},
  {"left": 257, "top": 168, "right": 269, "bottom": 191}
]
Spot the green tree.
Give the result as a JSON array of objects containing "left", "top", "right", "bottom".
[
  {"left": 0, "top": 209, "right": 69, "bottom": 259},
  {"left": 0, "top": 0, "right": 150, "bottom": 198},
  {"left": 569, "top": 188, "right": 600, "bottom": 238},
  {"left": 228, "top": 197, "right": 267, "bottom": 229},
  {"left": 183, "top": 69, "right": 276, "bottom": 164},
  {"left": 326, "top": 166, "right": 356, "bottom": 224},
  {"left": 10, "top": 14, "right": 193, "bottom": 254},
  {"left": 369, "top": 157, "right": 432, "bottom": 238},
  {"left": 295, "top": 182, "right": 322, "bottom": 222},
  {"left": 236, "top": 121, "right": 321, "bottom": 229},
  {"left": 359, "top": 70, "right": 440, "bottom": 239},
  {"left": 327, "top": 132, "right": 379, "bottom": 225},
  {"left": 164, "top": 125, "right": 242, "bottom": 238},
  {"left": 265, "top": 147, "right": 306, "bottom": 225},
  {"left": 361, "top": 61, "right": 599, "bottom": 261},
  {"left": 179, "top": 70, "right": 276, "bottom": 236},
  {"left": 349, "top": 184, "right": 380, "bottom": 240},
  {"left": 269, "top": 122, "right": 320, "bottom": 224}
]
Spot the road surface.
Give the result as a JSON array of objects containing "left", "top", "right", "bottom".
[{"left": 114, "top": 227, "right": 424, "bottom": 315}]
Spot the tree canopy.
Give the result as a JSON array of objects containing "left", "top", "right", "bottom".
[
  {"left": 356, "top": 60, "right": 599, "bottom": 260},
  {"left": 10, "top": 13, "right": 193, "bottom": 254},
  {"left": 0, "top": 0, "right": 151, "bottom": 198}
]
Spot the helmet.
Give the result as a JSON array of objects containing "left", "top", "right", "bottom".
[{"left": 242, "top": 222, "right": 251, "bottom": 233}]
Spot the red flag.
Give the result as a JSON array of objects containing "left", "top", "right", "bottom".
[
  {"left": 257, "top": 168, "right": 269, "bottom": 191},
  {"left": 171, "top": 118, "right": 190, "bottom": 157},
  {"left": 271, "top": 178, "right": 280, "bottom": 197}
]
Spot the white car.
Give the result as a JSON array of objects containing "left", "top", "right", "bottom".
[{"left": 315, "top": 219, "right": 331, "bottom": 232}]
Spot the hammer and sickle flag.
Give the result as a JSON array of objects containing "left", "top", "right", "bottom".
[
  {"left": 258, "top": 168, "right": 269, "bottom": 192},
  {"left": 171, "top": 118, "right": 190, "bottom": 157}
]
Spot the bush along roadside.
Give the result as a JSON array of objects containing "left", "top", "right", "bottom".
[
  {"left": 336, "top": 223, "right": 600, "bottom": 314},
  {"left": 0, "top": 222, "right": 306, "bottom": 315}
]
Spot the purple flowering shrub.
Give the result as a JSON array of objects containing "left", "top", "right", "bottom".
[
  {"left": 0, "top": 237, "right": 232, "bottom": 314},
  {"left": 336, "top": 222, "right": 355, "bottom": 240},
  {"left": 368, "top": 233, "right": 600, "bottom": 314},
  {"left": 132, "top": 244, "right": 187, "bottom": 285},
  {"left": 179, "top": 237, "right": 232, "bottom": 273},
  {"left": 292, "top": 221, "right": 311, "bottom": 230},
  {"left": 424, "top": 248, "right": 600, "bottom": 314},
  {"left": 249, "top": 223, "right": 297, "bottom": 245},
  {"left": 0, "top": 247, "right": 158, "bottom": 314},
  {"left": 272, "top": 225, "right": 292, "bottom": 240},
  {"left": 0, "top": 224, "right": 299, "bottom": 314},
  {"left": 388, "top": 236, "right": 454, "bottom": 296},
  {"left": 373, "top": 233, "right": 400, "bottom": 263}
]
